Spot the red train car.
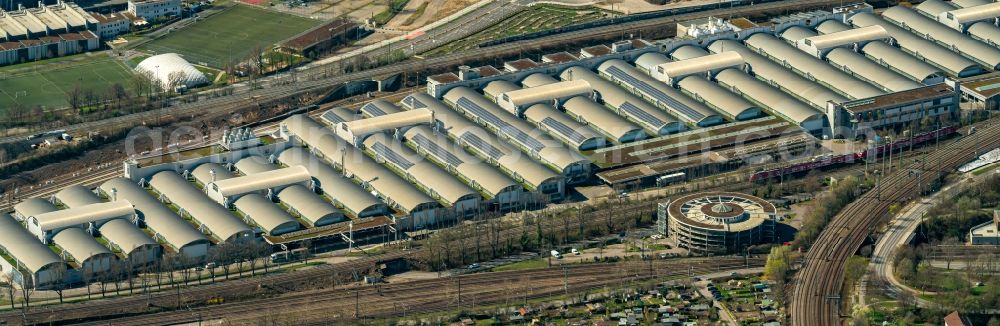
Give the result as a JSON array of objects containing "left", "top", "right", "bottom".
[{"left": 749, "top": 127, "right": 957, "bottom": 182}]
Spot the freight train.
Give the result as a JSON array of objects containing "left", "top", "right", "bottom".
[{"left": 749, "top": 126, "right": 958, "bottom": 182}]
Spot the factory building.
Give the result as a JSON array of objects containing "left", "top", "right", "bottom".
[
  {"left": 813, "top": 20, "right": 945, "bottom": 86},
  {"left": 403, "top": 92, "right": 566, "bottom": 202},
  {"left": 917, "top": 0, "right": 1000, "bottom": 49},
  {"left": 281, "top": 114, "right": 443, "bottom": 229},
  {"left": 276, "top": 147, "right": 388, "bottom": 219},
  {"left": 848, "top": 12, "right": 984, "bottom": 77},
  {"left": 561, "top": 66, "right": 686, "bottom": 136},
  {"left": 516, "top": 73, "right": 647, "bottom": 144},
  {"left": 634, "top": 50, "right": 763, "bottom": 121},
  {"left": 366, "top": 99, "right": 524, "bottom": 212},
  {"left": 148, "top": 171, "right": 255, "bottom": 243},
  {"left": 597, "top": 59, "right": 725, "bottom": 127},
  {"left": 53, "top": 186, "right": 160, "bottom": 266},
  {"left": 483, "top": 79, "right": 606, "bottom": 151},
  {"left": 234, "top": 156, "right": 346, "bottom": 227},
  {"left": 15, "top": 198, "right": 116, "bottom": 276},
  {"left": 193, "top": 163, "right": 302, "bottom": 237},
  {"left": 881, "top": 6, "right": 1000, "bottom": 71},
  {"left": 784, "top": 26, "right": 923, "bottom": 93},
  {"left": 0, "top": 213, "right": 65, "bottom": 289},
  {"left": 657, "top": 192, "right": 777, "bottom": 254},
  {"left": 99, "top": 177, "right": 211, "bottom": 260},
  {"left": 969, "top": 210, "right": 999, "bottom": 245},
  {"left": 442, "top": 86, "right": 592, "bottom": 184}
]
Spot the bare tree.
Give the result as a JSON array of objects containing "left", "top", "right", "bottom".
[
  {"left": 68, "top": 84, "right": 84, "bottom": 112},
  {"left": 18, "top": 274, "right": 34, "bottom": 310},
  {"left": 2, "top": 273, "right": 16, "bottom": 309},
  {"left": 49, "top": 264, "right": 69, "bottom": 303}
]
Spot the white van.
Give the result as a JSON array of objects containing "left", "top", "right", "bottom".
[{"left": 551, "top": 250, "right": 562, "bottom": 259}]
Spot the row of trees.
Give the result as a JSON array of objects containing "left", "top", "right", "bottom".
[
  {"left": 791, "top": 175, "right": 865, "bottom": 249},
  {"left": 418, "top": 196, "right": 658, "bottom": 271}
]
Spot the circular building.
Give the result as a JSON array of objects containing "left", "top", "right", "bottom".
[
  {"left": 657, "top": 192, "right": 776, "bottom": 255},
  {"left": 135, "top": 53, "right": 209, "bottom": 92}
]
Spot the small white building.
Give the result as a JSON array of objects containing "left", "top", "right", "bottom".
[
  {"left": 969, "top": 210, "right": 999, "bottom": 245},
  {"left": 127, "top": 0, "right": 180, "bottom": 21}
]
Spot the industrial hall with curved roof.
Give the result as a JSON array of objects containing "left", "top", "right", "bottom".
[{"left": 1, "top": 0, "right": 996, "bottom": 291}]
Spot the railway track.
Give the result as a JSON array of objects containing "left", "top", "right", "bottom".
[
  {"left": 790, "top": 122, "right": 1000, "bottom": 326},
  {"left": 73, "top": 258, "right": 763, "bottom": 325},
  {"left": 0, "top": 252, "right": 411, "bottom": 325}
]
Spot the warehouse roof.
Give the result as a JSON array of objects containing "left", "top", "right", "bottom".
[
  {"left": 402, "top": 125, "right": 519, "bottom": 198},
  {"left": 277, "top": 147, "right": 385, "bottom": 218},
  {"left": 149, "top": 171, "right": 252, "bottom": 242},
  {"left": 54, "top": 186, "right": 102, "bottom": 207},
  {"left": 815, "top": 20, "right": 945, "bottom": 84},
  {"left": 915, "top": 0, "right": 956, "bottom": 16},
  {"left": 499, "top": 80, "right": 592, "bottom": 108},
  {"left": 31, "top": 201, "right": 134, "bottom": 233},
  {"left": 882, "top": 7, "right": 1000, "bottom": 70},
  {"left": 281, "top": 115, "right": 437, "bottom": 213},
  {"left": 967, "top": 22, "right": 1000, "bottom": 46},
  {"left": 709, "top": 39, "right": 849, "bottom": 110},
  {"left": 362, "top": 133, "right": 479, "bottom": 207},
  {"left": 208, "top": 165, "right": 312, "bottom": 198},
  {"left": 191, "top": 163, "right": 231, "bottom": 185},
  {"left": 443, "top": 87, "right": 591, "bottom": 172},
  {"left": 234, "top": 156, "right": 343, "bottom": 226},
  {"left": 785, "top": 26, "right": 921, "bottom": 93},
  {"left": 944, "top": 2, "right": 1000, "bottom": 25},
  {"left": 951, "top": 0, "right": 991, "bottom": 7},
  {"left": 522, "top": 103, "right": 604, "bottom": 150},
  {"left": 520, "top": 73, "right": 559, "bottom": 88},
  {"left": 850, "top": 12, "right": 982, "bottom": 76},
  {"left": 360, "top": 99, "right": 404, "bottom": 118},
  {"left": 598, "top": 59, "right": 723, "bottom": 126},
  {"left": 196, "top": 165, "right": 299, "bottom": 235},
  {"left": 14, "top": 198, "right": 57, "bottom": 218},
  {"left": 561, "top": 96, "right": 645, "bottom": 143},
  {"left": 337, "top": 108, "right": 433, "bottom": 142},
  {"left": 99, "top": 178, "right": 209, "bottom": 250},
  {"left": 54, "top": 186, "right": 157, "bottom": 258},
  {"left": 51, "top": 228, "right": 113, "bottom": 264},
  {"left": 406, "top": 92, "right": 562, "bottom": 190},
  {"left": 275, "top": 185, "right": 343, "bottom": 226},
  {"left": 231, "top": 195, "right": 300, "bottom": 235},
  {"left": 483, "top": 80, "right": 521, "bottom": 100},
  {"left": 637, "top": 50, "right": 762, "bottom": 120},
  {"left": 560, "top": 66, "right": 683, "bottom": 135},
  {"left": 801, "top": 25, "right": 888, "bottom": 50},
  {"left": 0, "top": 213, "right": 63, "bottom": 274},
  {"left": 233, "top": 156, "right": 275, "bottom": 175},
  {"left": 745, "top": 33, "right": 885, "bottom": 99},
  {"left": 655, "top": 51, "right": 743, "bottom": 81}
]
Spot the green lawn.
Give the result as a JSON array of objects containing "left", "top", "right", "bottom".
[
  {"left": 0, "top": 55, "right": 133, "bottom": 109},
  {"left": 491, "top": 258, "right": 549, "bottom": 272},
  {"left": 138, "top": 5, "right": 320, "bottom": 68}
]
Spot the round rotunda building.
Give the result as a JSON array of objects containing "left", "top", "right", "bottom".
[{"left": 657, "top": 192, "right": 777, "bottom": 254}]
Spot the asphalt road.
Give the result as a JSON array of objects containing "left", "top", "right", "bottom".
[{"left": 865, "top": 165, "right": 1000, "bottom": 307}]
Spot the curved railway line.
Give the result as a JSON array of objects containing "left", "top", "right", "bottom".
[
  {"left": 790, "top": 121, "right": 1000, "bottom": 326},
  {"left": 72, "top": 258, "right": 763, "bottom": 325}
]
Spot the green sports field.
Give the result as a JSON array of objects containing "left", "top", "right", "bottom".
[
  {"left": 0, "top": 55, "right": 134, "bottom": 109},
  {"left": 138, "top": 5, "right": 320, "bottom": 68}
]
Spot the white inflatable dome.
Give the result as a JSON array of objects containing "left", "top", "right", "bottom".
[{"left": 135, "top": 53, "right": 209, "bottom": 91}]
